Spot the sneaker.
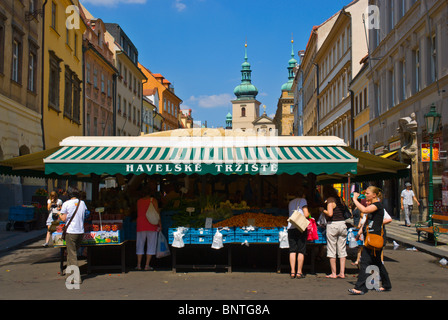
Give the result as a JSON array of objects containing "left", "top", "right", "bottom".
[{"left": 42, "top": 243, "right": 48, "bottom": 247}]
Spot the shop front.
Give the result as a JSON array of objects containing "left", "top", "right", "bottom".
[{"left": 39, "top": 129, "right": 408, "bottom": 272}]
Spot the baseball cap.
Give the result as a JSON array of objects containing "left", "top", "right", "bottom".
[{"left": 405, "top": 182, "right": 412, "bottom": 187}]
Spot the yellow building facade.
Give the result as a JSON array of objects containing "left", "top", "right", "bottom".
[{"left": 42, "top": 0, "right": 86, "bottom": 149}]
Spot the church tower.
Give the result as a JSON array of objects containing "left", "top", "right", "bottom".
[
  {"left": 274, "top": 38, "right": 297, "bottom": 135},
  {"left": 231, "top": 42, "right": 261, "bottom": 132}
]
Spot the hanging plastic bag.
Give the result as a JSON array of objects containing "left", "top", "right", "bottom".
[
  {"left": 172, "top": 227, "right": 188, "bottom": 248},
  {"left": 307, "top": 218, "right": 319, "bottom": 241},
  {"left": 156, "top": 232, "right": 171, "bottom": 258},
  {"left": 347, "top": 228, "right": 358, "bottom": 248},
  {"left": 211, "top": 229, "right": 224, "bottom": 250},
  {"left": 279, "top": 227, "right": 289, "bottom": 249},
  {"left": 317, "top": 212, "right": 327, "bottom": 227}
]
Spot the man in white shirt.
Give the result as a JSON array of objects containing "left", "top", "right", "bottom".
[
  {"left": 400, "top": 182, "right": 420, "bottom": 227},
  {"left": 58, "top": 189, "right": 87, "bottom": 283}
]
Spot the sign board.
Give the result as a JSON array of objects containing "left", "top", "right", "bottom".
[{"left": 421, "top": 142, "right": 440, "bottom": 162}]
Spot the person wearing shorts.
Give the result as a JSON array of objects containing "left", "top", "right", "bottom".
[
  {"left": 136, "top": 193, "right": 161, "bottom": 271},
  {"left": 287, "top": 186, "right": 310, "bottom": 279}
]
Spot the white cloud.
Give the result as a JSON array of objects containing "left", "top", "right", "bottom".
[
  {"left": 174, "top": 0, "right": 186, "bottom": 11},
  {"left": 189, "top": 93, "right": 232, "bottom": 108},
  {"left": 81, "top": 0, "right": 147, "bottom": 6}
]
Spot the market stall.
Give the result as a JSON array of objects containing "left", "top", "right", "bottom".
[{"left": 39, "top": 128, "right": 408, "bottom": 273}]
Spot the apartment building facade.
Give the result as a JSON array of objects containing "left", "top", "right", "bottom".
[
  {"left": 105, "top": 23, "right": 146, "bottom": 137},
  {"left": 316, "top": 0, "right": 368, "bottom": 147},
  {"left": 80, "top": 4, "right": 117, "bottom": 137},
  {"left": 0, "top": 0, "right": 44, "bottom": 217},
  {"left": 367, "top": 0, "right": 448, "bottom": 217},
  {"left": 140, "top": 63, "right": 182, "bottom": 131}
]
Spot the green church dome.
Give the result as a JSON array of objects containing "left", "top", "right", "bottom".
[
  {"left": 234, "top": 43, "right": 258, "bottom": 100},
  {"left": 281, "top": 39, "right": 297, "bottom": 92}
]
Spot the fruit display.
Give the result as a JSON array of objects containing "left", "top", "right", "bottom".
[
  {"left": 213, "top": 212, "right": 288, "bottom": 228},
  {"left": 220, "top": 200, "right": 250, "bottom": 210}
]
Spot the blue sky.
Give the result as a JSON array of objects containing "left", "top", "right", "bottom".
[{"left": 81, "top": 0, "right": 351, "bottom": 128}]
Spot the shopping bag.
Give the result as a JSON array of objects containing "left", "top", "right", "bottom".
[
  {"left": 306, "top": 218, "right": 319, "bottom": 241},
  {"left": 211, "top": 229, "right": 224, "bottom": 250},
  {"left": 279, "top": 227, "right": 289, "bottom": 249},
  {"left": 317, "top": 212, "right": 327, "bottom": 227},
  {"left": 288, "top": 210, "right": 310, "bottom": 232},
  {"left": 145, "top": 199, "right": 160, "bottom": 225},
  {"left": 172, "top": 227, "right": 188, "bottom": 248},
  {"left": 156, "top": 232, "right": 171, "bottom": 258}
]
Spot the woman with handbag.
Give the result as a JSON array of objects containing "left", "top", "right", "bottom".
[
  {"left": 320, "top": 185, "right": 348, "bottom": 279},
  {"left": 42, "top": 191, "right": 63, "bottom": 247},
  {"left": 136, "top": 187, "right": 161, "bottom": 271},
  {"left": 348, "top": 186, "right": 392, "bottom": 295},
  {"left": 287, "top": 186, "right": 310, "bottom": 279}
]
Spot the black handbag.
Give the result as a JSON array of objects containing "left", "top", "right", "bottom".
[{"left": 61, "top": 199, "right": 80, "bottom": 241}]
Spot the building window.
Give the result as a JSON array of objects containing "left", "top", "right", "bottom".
[
  {"left": 12, "top": 40, "right": 20, "bottom": 83},
  {"left": 72, "top": 76, "right": 81, "bottom": 123},
  {"left": 28, "top": 52, "right": 36, "bottom": 92},
  {"left": 48, "top": 51, "right": 61, "bottom": 110},
  {"left": 401, "top": 60, "right": 406, "bottom": 101},
  {"left": 414, "top": 48, "right": 420, "bottom": 93},
  {"left": 101, "top": 73, "right": 105, "bottom": 93},
  {"left": 86, "top": 61, "right": 91, "bottom": 83},
  {"left": 117, "top": 95, "right": 121, "bottom": 113},
  {"left": 64, "top": 66, "right": 73, "bottom": 118},
  {"left": 0, "top": 22, "right": 5, "bottom": 74},
  {"left": 428, "top": 35, "right": 436, "bottom": 84},
  {"left": 389, "top": 69, "right": 394, "bottom": 109},
  {"left": 93, "top": 67, "right": 98, "bottom": 88},
  {"left": 74, "top": 34, "right": 78, "bottom": 57},
  {"left": 51, "top": 2, "right": 57, "bottom": 30},
  {"left": 241, "top": 107, "right": 246, "bottom": 117}
]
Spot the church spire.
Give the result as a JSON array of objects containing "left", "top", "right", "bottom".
[
  {"left": 281, "top": 35, "right": 297, "bottom": 92},
  {"left": 234, "top": 41, "right": 258, "bottom": 100}
]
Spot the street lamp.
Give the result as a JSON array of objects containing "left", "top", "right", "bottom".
[{"left": 424, "top": 104, "right": 441, "bottom": 225}]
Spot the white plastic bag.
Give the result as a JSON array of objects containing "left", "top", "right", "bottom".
[
  {"left": 279, "top": 227, "right": 289, "bottom": 249},
  {"left": 347, "top": 228, "right": 358, "bottom": 248},
  {"left": 211, "top": 229, "right": 224, "bottom": 250},
  {"left": 156, "top": 232, "right": 171, "bottom": 258},
  {"left": 172, "top": 227, "right": 188, "bottom": 248}
]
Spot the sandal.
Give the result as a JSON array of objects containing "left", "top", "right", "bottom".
[
  {"left": 290, "top": 273, "right": 296, "bottom": 279},
  {"left": 348, "top": 288, "right": 365, "bottom": 295},
  {"left": 296, "top": 273, "right": 305, "bottom": 279},
  {"left": 375, "top": 287, "right": 391, "bottom": 292},
  {"left": 135, "top": 266, "right": 142, "bottom": 271},
  {"left": 144, "top": 266, "right": 154, "bottom": 271}
]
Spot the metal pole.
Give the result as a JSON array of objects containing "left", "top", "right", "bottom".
[{"left": 428, "top": 133, "right": 434, "bottom": 226}]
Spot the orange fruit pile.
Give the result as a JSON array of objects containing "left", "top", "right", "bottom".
[{"left": 213, "top": 212, "right": 288, "bottom": 228}]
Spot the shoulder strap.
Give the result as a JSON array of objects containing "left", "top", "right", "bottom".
[{"left": 65, "top": 199, "right": 80, "bottom": 230}]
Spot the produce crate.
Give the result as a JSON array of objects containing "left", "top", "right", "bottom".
[
  {"left": 190, "top": 228, "right": 214, "bottom": 244},
  {"left": 8, "top": 206, "right": 35, "bottom": 222},
  {"left": 234, "top": 227, "right": 258, "bottom": 243},
  {"left": 257, "top": 227, "right": 280, "bottom": 243},
  {"left": 311, "top": 227, "right": 327, "bottom": 244},
  {"left": 168, "top": 227, "right": 191, "bottom": 244}
]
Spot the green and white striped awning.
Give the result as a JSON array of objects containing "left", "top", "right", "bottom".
[{"left": 44, "top": 136, "right": 358, "bottom": 176}]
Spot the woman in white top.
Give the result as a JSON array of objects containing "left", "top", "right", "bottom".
[{"left": 43, "top": 191, "right": 63, "bottom": 247}]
